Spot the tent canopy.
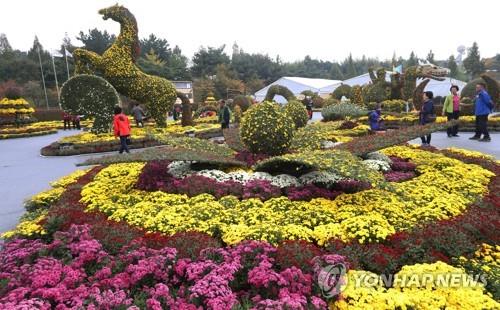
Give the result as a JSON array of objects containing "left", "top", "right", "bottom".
[{"left": 254, "top": 77, "right": 342, "bottom": 104}]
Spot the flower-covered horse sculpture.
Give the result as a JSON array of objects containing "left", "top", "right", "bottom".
[{"left": 73, "top": 5, "right": 176, "bottom": 127}]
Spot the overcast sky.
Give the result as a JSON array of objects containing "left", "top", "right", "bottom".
[{"left": 1, "top": 0, "right": 499, "bottom": 63}]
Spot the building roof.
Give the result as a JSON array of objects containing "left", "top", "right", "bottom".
[{"left": 254, "top": 76, "right": 342, "bottom": 103}]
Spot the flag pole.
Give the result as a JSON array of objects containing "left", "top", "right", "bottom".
[
  {"left": 64, "top": 47, "right": 70, "bottom": 80},
  {"left": 37, "top": 45, "right": 49, "bottom": 109},
  {"left": 51, "top": 55, "right": 61, "bottom": 109}
]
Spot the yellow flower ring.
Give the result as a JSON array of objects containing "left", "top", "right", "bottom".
[{"left": 77, "top": 146, "right": 494, "bottom": 246}]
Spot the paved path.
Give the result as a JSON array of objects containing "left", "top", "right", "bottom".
[
  {"left": 410, "top": 133, "right": 499, "bottom": 159},
  {"left": 0, "top": 130, "right": 102, "bottom": 233}
]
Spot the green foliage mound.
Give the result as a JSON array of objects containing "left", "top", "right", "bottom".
[
  {"left": 60, "top": 74, "right": 119, "bottom": 133},
  {"left": 232, "top": 95, "right": 252, "bottom": 111},
  {"left": 240, "top": 101, "right": 294, "bottom": 155},
  {"left": 322, "top": 102, "right": 367, "bottom": 121},
  {"left": 332, "top": 84, "right": 352, "bottom": 100},
  {"left": 284, "top": 100, "right": 309, "bottom": 129},
  {"left": 264, "top": 85, "right": 296, "bottom": 102}
]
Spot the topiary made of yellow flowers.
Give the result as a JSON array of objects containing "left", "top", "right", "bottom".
[
  {"left": 240, "top": 101, "right": 294, "bottom": 155},
  {"left": 73, "top": 5, "right": 176, "bottom": 127}
]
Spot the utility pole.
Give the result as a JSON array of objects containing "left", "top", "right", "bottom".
[{"left": 37, "top": 45, "right": 49, "bottom": 109}]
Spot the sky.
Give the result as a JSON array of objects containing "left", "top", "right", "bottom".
[{"left": 1, "top": 0, "right": 499, "bottom": 63}]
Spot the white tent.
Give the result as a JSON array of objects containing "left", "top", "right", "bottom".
[
  {"left": 343, "top": 71, "right": 466, "bottom": 97},
  {"left": 254, "top": 77, "right": 342, "bottom": 104}
]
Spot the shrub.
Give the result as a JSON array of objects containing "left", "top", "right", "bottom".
[
  {"left": 332, "top": 84, "right": 352, "bottom": 100},
  {"left": 233, "top": 105, "right": 242, "bottom": 124},
  {"left": 240, "top": 101, "right": 294, "bottom": 155},
  {"left": 350, "top": 85, "right": 364, "bottom": 106},
  {"left": 264, "top": 85, "right": 296, "bottom": 102},
  {"left": 283, "top": 100, "right": 309, "bottom": 129},
  {"left": 232, "top": 95, "right": 252, "bottom": 112},
  {"left": 195, "top": 105, "right": 218, "bottom": 117},
  {"left": 60, "top": 74, "right": 119, "bottom": 133},
  {"left": 461, "top": 97, "right": 472, "bottom": 104},
  {"left": 366, "top": 99, "right": 407, "bottom": 113},
  {"left": 312, "top": 96, "right": 324, "bottom": 108},
  {"left": 323, "top": 97, "right": 340, "bottom": 108},
  {"left": 4, "top": 86, "right": 22, "bottom": 100},
  {"left": 362, "top": 84, "right": 388, "bottom": 103},
  {"left": 321, "top": 102, "right": 367, "bottom": 121}
]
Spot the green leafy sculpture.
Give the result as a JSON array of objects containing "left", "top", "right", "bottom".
[
  {"left": 60, "top": 74, "right": 120, "bottom": 133},
  {"left": 264, "top": 85, "right": 296, "bottom": 102},
  {"left": 73, "top": 5, "right": 176, "bottom": 127}
]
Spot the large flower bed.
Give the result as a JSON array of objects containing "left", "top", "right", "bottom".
[{"left": 1, "top": 128, "right": 499, "bottom": 308}]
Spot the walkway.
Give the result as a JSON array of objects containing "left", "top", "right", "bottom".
[{"left": 0, "top": 130, "right": 98, "bottom": 233}]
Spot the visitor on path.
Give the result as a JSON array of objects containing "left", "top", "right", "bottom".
[
  {"left": 72, "top": 114, "right": 81, "bottom": 130},
  {"left": 218, "top": 100, "right": 230, "bottom": 129},
  {"left": 369, "top": 104, "right": 385, "bottom": 131},
  {"left": 131, "top": 103, "right": 145, "bottom": 127},
  {"left": 419, "top": 91, "right": 436, "bottom": 146},
  {"left": 469, "top": 83, "right": 493, "bottom": 142},
  {"left": 63, "top": 112, "right": 71, "bottom": 130},
  {"left": 443, "top": 85, "right": 460, "bottom": 137},
  {"left": 113, "top": 106, "right": 131, "bottom": 154},
  {"left": 305, "top": 96, "right": 313, "bottom": 119}
]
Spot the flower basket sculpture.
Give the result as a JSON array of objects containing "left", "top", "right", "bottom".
[{"left": 73, "top": 5, "right": 176, "bottom": 127}]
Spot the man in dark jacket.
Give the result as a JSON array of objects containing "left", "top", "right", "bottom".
[
  {"left": 469, "top": 83, "right": 494, "bottom": 142},
  {"left": 369, "top": 104, "right": 384, "bottom": 131},
  {"left": 218, "top": 100, "right": 230, "bottom": 129},
  {"left": 419, "top": 91, "right": 435, "bottom": 146}
]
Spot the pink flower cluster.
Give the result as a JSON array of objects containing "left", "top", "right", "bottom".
[{"left": 0, "top": 225, "right": 347, "bottom": 309}]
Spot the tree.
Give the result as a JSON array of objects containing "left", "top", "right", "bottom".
[
  {"left": 193, "top": 77, "right": 215, "bottom": 103},
  {"left": 406, "top": 51, "right": 418, "bottom": 67},
  {"left": 0, "top": 33, "right": 12, "bottom": 54},
  {"left": 463, "top": 42, "right": 484, "bottom": 79},
  {"left": 140, "top": 34, "right": 170, "bottom": 61},
  {"left": 344, "top": 53, "right": 357, "bottom": 79},
  {"left": 137, "top": 49, "right": 168, "bottom": 77},
  {"left": 329, "top": 63, "right": 344, "bottom": 80},
  {"left": 191, "top": 45, "right": 230, "bottom": 77},
  {"left": 426, "top": 50, "right": 435, "bottom": 63},
  {"left": 447, "top": 55, "right": 458, "bottom": 78},
  {"left": 213, "top": 64, "right": 245, "bottom": 99},
  {"left": 59, "top": 33, "right": 77, "bottom": 54},
  {"left": 76, "top": 28, "right": 116, "bottom": 55}
]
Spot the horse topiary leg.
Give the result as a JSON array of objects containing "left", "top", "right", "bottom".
[{"left": 73, "top": 49, "right": 103, "bottom": 75}]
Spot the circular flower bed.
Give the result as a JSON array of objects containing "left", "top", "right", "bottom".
[{"left": 1, "top": 139, "right": 499, "bottom": 308}]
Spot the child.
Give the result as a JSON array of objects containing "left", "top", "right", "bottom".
[{"left": 113, "top": 106, "right": 131, "bottom": 154}]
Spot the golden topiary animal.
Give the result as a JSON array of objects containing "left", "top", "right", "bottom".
[{"left": 73, "top": 4, "right": 176, "bottom": 127}]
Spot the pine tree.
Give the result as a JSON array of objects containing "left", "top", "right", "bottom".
[
  {"left": 0, "top": 33, "right": 12, "bottom": 54},
  {"left": 447, "top": 55, "right": 458, "bottom": 78},
  {"left": 406, "top": 51, "right": 418, "bottom": 67},
  {"left": 426, "top": 50, "right": 435, "bottom": 63},
  {"left": 463, "top": 42, "right": 484, "bottom": 79}
]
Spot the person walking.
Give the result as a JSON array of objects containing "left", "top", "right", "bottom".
[
  {"left": 218, "top": 100, "right": 230, "bottom": 129},
  {"left": 113, "top": 106, "right": 131, "bottom": 154},
  {"left": 305, "top": 96, "right": 313, "bottom": 119},
  {"left": 63, "top": 111, "right": 71, "bottom": 130},
  {"left": 442, "top": 85, "right": 460, "bottom": 137},
  {"left": 469, "top": 82, "right": 494, "bottom": 142},
  {"left": 131, "top": 103, "right": 145, "bottom": 127},
  {"left": 72, "top": 114, "right": 81, "bottom": 130},
  {"left": 419, "top": 91, "right": 435, "bottom": 146}
]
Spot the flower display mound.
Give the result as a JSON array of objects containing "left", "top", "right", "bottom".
[
  {"left": 60, "top": 74, "right": 119, "bottom": 133},
  {"left": 2, "top": 133, "right": 499, "bottom": 308},
  {"left": 0, "top": 97, "right": 35, "bottom": 126},
  {"left": 240, "top": 101, "right": 294, "bottom": 155},
  {"left": 0, "top": 224, "right": 343, "bottom": 309},
  {"left": 284, "top": 100, "right": 309, "bottom": 129}
]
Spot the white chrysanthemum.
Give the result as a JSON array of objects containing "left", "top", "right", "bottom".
[
  {"left": 226, "top": 171, "right": 253, "bottom": 183},
  {"left": 299, "top": 171, "right": 343, "bottom": 186},
  {"left": 196, "top": 169, "right": 231, "bottom": 182},
  {"left": 270, "top": 174, "right": 300, "bottom": 188},
  {"left": 252, "top": 172, "right": 274, "bottom": 181},
  {"left": 167, "top": 161, "right": 193, "bottom": 178},
  {"left": 365, "top": 151, "right": 391, "bottom": 163},
  {"left": 362, "top": 159, "right": 391, "bottom": 172}
]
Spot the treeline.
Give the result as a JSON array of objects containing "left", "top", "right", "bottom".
[{"left": 0, "top": 30, "right": 495, "bottom": 107}]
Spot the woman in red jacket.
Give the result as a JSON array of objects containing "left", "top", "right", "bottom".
[{"left": 113, "top": 106, "right": 131, "bottom": 154}]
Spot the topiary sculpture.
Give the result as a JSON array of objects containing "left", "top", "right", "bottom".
[
  {"left": 461, "top": 75, "right": 499, "bottom": 107},
  {"left": 332, "top": 84, "right": 352, "bottom": 100},
  {"left": 284, "top": 100, "right": 309, "bottom": 129},
  {"left": 232, "top": 95, "right": 252, "bottom": 111},
  {"left": 350, "top": 85, "right": 364, "bottom": 106},
  {"left": 0, "top": 97, "right": 35, "bottom": 126},
  {"left": 60, "top": 74, "right": 119, "bottom": 133},
  {"left": 321, "top": 102, "right": 367, "bottom": 122},
  {"left": 73, "top": 5, "right": 176, "bottom": 127},
  {"left": 264, "top": 85, "right": 296, "bottom": 102},
  {"left": 240, "top": 101, "right": 294, "bottom": 155},
  {"left": 176, "top": 91, "right": 193, "bottom": 127}
]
